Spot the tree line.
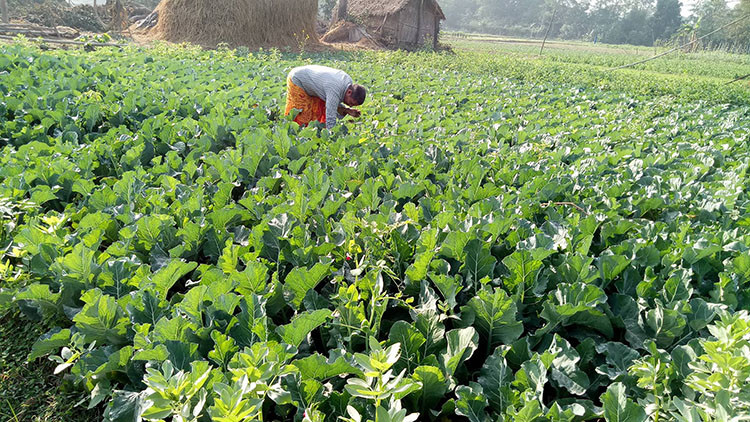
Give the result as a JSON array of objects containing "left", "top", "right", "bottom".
[{"left": 439, "top": 0, "right": 750, "bottom": 49}]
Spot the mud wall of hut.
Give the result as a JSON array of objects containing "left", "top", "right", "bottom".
[{"left": 379, "top": 0, "right": 440, "bottom": 47}]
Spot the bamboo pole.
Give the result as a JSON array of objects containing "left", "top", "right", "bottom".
[
  {"left": 1, "top": 0, "right": 9, "bottom": 25},
  {"left": 726, "top": 73, "right": 750, "bottom": 85},
  {"left": 337, "top": 0, "right": 348, "bottom": 22},
  {"left": 539, "top": 1, "right": 558, "bottom": 56},
  {"left": 415, "top": 0, "right": 424, "bottom": 45}
]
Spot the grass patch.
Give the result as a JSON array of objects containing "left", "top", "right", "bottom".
[{"left": 0, "top": 310, "right": 102, "bottom": 422}]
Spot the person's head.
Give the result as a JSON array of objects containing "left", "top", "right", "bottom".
[{"left": 344, "top": 84, "right": 367, "bottom": 106}]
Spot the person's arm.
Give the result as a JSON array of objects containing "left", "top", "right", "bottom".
[
  {"left": 325, "top": 96, "right": 340, "bottom": 129},
  {"left": 337, "top": 105, "right": 361, "bottom": 118}
]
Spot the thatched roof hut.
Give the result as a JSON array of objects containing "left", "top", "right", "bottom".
[
  {"left": 332, "top": 0, "right": 445, "bottom": 49},
  {"left": 146, "top": 0, "right": 319, "bottom": 49}
]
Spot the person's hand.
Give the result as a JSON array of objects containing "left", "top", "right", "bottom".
[{"left": 347, "top": 108, "right": 361, "bottom": 118}]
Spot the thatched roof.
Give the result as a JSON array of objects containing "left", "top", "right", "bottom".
[{"left": 343, "top": 0, "right": 446, "bottom": 20}]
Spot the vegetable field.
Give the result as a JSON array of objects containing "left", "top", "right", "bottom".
[{"left": 1, "top": 41, "right": 750, "bottom": 422}]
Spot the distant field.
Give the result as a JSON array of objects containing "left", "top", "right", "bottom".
[{"left": 443, "top": 32, "right": 750, "bottom": 81}]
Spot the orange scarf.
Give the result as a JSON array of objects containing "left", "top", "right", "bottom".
[{"left": 284, "top": 77, "right": 326, "bottom": 126}]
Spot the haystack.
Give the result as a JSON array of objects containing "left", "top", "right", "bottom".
[
  {"left": 321, "top": 20, "right": 385, "bottom": 49},
  {"left": 146, "top": 0, "right": 319, "bottom": 48},
  {"left": 321, "top": 20, "right": 363, "bottom": 43}
]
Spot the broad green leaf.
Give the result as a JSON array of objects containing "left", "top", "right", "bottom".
[
  {"left": 126, "top": 290, "right": 168, "bottom": 325},
  {"left": 539, "top": 283, "right": 613, "bottom": 337},
  {"left": 281, "top": 374, "right": 324, "bottom": 413},
  {"left": 455, "top": 383, "right": 488, "bottom": 422},
  {"left": 165, "top": 340, "right": 200, "bottom": 371},
  {"left": 100, "top": 258, "right": 141, "bottom": 299},
  {"left": 218, "top": 240, "right": 241, "bottom": 273},
  {"left": 73, "top": 289, "right": 128, "bottom": 345},
  {"left": 440, "top": 327, "right": 479, "bottom": 377},
  {"left": 88, "top": 346, "right": 134, "bottom": 379},
  {"left": 405, "top": 228, "right": 439, "bottom": 282},
  {"left": 388, "top": 321, "right": 426, "bottom": 372},
  {"left": 282, "top": 262, "right": 332, "bottom": 310},
  {"left": 557, "top": 254, "right": 598, "bottom": 285},
  {"left": 682, "top": 238, "right": 722, "bottom": 265},
  {"left": 276, "top": 309, "right": 332, "bottom": 348},
  {"left": 477, "top": 348, "right": 513, "bottom": 413},
  {"left": 515, "top": 357, "right": 548, "bottom": 402},
  {"left": 408, "top": 365, "right": 447, "bottom": 413},
  {"left": 227, "top": 295, "right": 268, "bottom": 347},
  {"left": 462, "top": 239, "right": 496, "bottom": 284},
  {"left": 148, "top": 259, "right": 198, "bottom": 299},
  {"left": 597, "top": 254, "right": 630, "bottom": 287},
  {"left": 414, "top": 311, "right": 446, "bottom": 356},
  {"left": 405, "top": 251, "right": 435, "bottom": 283},
  {"left": 661, "top": 268, "right": 693, "bottom": 305},
  {"left": 601, "top": 383, "right": 646, "bottom": 422},
  {"left": 669, "top": 397, "right": 702, "bottom": 422},
  {"left": 548, "top": 335, "right": 589, "bottom": 396},
  {"left": 150, "top": 315, "right": 193, "bottom": 343},
  {"left": 135, "top": 214, "right": 175, "bottom": 252},
  {"left": 502, "top": 250, "right": 543, "bottom": 296},
  {"left": 512, "top": 400, "right": 544, "bottom": 422},
  {"left": 671, "top": 344, "right": 697, "bottom": 380},
  {"left": 292, "top": 353, "right": 359, "bottom": 380},
  {"left": 465, "top": 287, "right": 523, "bottom": 348},
  {"left": 29, "top": 328, "right": 71, "bottom": 361},
  {"left": 103, "top": 390, "right": 141, "bottom": 422},
  {"left": 30, "top": 185, "right": 59, "bottom": 205},
  {"left": 15, "top": 283, "right": 61, "bottom": 321},
  {"left": 440, "top": 231, "right": 470, "bottom": 261},
  {"left": 393, "top": 181, "right": 425, "bottom": 200},
  {"left": 58, "top": 242, "right": 99, "bottom": 284},
  {"left": 430, "top": 272, "right": 462, "bottom": 310},
  {"left": 209, "top": 330, "right": 239, "bottom": 370},
  {"left": 644, "top": 301, "right": 686, "bottom": 348},
  {"left": 595, "top": 342, "right": 640, "bottom": 381},
  {"left": 687, "top": 298, "right": 718, "bottom": 332},
  {"left": 729, "top": 253, "right": 750, "bottom": 284},
  {"left": 232, "top": 261, "right": 270, "bottom": 296}
]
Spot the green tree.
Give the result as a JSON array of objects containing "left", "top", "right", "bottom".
[
  {"left": 691, "top": 0, "right": 732, "bottom": 46},
  {"left": 652, "top": 0, "right": 683, "bottom": 40},
  {"left": 731, "top": 0, "right": 750, "bottom": 45}
]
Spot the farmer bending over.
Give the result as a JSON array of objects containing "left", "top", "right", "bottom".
[{"left": 285, "top": 65, "right": 366, "bottom": 129}]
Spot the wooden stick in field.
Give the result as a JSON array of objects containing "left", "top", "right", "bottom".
[
  {"left": 539, "top": 1, "right": 558, "bottom": 56},
  {"left": 726, "top": 73, "right": 750, "bottom": 85}
]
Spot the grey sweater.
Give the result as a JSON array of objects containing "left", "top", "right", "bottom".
[{"left": 289, "top": 65, "right": 353, "bottom": 129}]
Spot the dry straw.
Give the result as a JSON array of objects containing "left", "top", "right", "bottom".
[{"left": 150, "top": 0, "right": 319, "bottom": 48}]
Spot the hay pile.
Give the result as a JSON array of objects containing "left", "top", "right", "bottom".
[
  {"left": 145, "top": 0, "right": 319, "bottom": 49},
  {"left": 321, "top": 20, "right": 361, "bottom": 43},
  {"left": 321, "top": 20, "right": 385, "bottom": 49}
]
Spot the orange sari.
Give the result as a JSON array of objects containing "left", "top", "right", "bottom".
[{"left": 284, "top": 77, "right": 326, "bottom": 126}]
